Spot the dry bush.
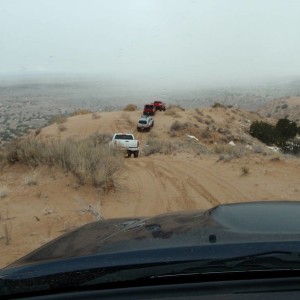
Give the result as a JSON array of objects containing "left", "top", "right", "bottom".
[
  {"left": 195, "top": 108, "right": 204, "bottom": 116},
  {"left": 2, "top": 222, "right": 12, "bottom": 245},
  {"left": 181, "top": 138, "right": 209, "bottom": 155},
  {"left": 168, "top": 105, "right": 185, "bottom": 111},
  {"left": 252, "top": 144, "right": 270, "bottom": 155},
  {"left": 194, "top": 116, "right": 203, "bottom": 123},
  {"left": 90, "top": 133, "right": 113, "bottom": 145},
  {"left": 212, "top": 102, "right": 226, "bottom": 108},
  {"left": 58, "top": 124, "right": 67, "bottom": 132},
  {"left": 143, "top": 139, "right": 177, "bottom": 156},
  {"left": 35, "top": 128, "right": 42, "bottom": 136},
  {"left": 77, "top": 198, "right": 103, "bottom": 221},
  {"left": 92, "top": 112, "right": 101, "bottom": 119},
  {"left": 269, "top": 155, "right": 281, "bottom": 162},
  {"left": 24, "top": 172, "right": 38, "bottom": 186},
  {"left": 164, "top": 109, "right": 178, "bottom": 117},
  {"left": 0, "top": 186, "right": 9, "bottom": 199},
  {"left": 3, "top": 136, "right": 124, "bottom": 190},
  {"left": 0, "top": 148, "right": 5, "bottom": 169},
  {"left": 170, "top": 121, "right": 188, "bottom": 131},
  {"left": 214, "top": 144, "right": 250, "bottom": 161},
  {"left": 241, "top": 166, "right": 249, "bottom": 176},
  {"left": 0, "top": 205, "right": 12, "bottom": 245},
  {"left": 50, "top": 115, "right": 68, "bottom": 124},
  {"left": 70, "top": 109, "right": 92, "bottom": 116},
  {"left": 123, "top": 104, "right": 137, "bottom": 111}
]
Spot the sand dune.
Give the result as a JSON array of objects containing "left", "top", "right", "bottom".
[{"left": 0, "top": 106, "right": 300, "bottom": 268}]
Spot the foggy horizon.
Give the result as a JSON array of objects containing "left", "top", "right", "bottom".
[{"left": 1, "top": 0, "right": 300, "bottom": 89}]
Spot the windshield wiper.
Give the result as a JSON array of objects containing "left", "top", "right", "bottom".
[
  {"left": 82, "top": 251, "right": 300, "bottom": 286},
  {"left": 2, "top": 251, "right": 300, "bottom": 297},
  {"left": 152, "top": 251, "right": 300, "bottom": 279}
]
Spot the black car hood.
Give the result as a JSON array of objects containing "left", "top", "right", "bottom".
[{"left": 4, "top": 201, "right": 300, "bottom": 270}]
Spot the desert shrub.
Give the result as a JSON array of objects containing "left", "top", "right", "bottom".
[
  {"left": 241, "top": 166, "right": 249, "bottom": 176},
  {"left": 58, "top": 124, "right": 67, "bottom": 132},
  {"left": 92, "top": 112, "right": 101, "bottom": 119},
  {"left": 123, "top": 104, "right": 137, "bottom": 111},
  {"left": 201, "top": 127, "right": 211, "bottom": 139},
  {"left": 168, "top": 105, "right": 185, "bottom": 111},
  {"left": 50, "top": 114, "right": 68, "bottom": 124},
  {"left": 143, "top": 139, "right": 177, "bottom": 156},
  {"left": 164, "top": 109, "right": 178, "bottom": 117},
  {"left": 212, "top": 102, "right": 226, "bottom": 108},
  {"left": 165, "top": 105, "right": 185, "bottom": 117},
  {"left": 0, "top": 186, "right": 9, "bottom": 199},
  {"left": 3, "top": 136, "right": 124, "bottom": 190},
  {"left": 170, "top": 121, "right": 188, "bottom": 131},
  {"left": 214, "top": 144, "right": 249, "bottom": 160},
  {"left": 90, "top": 133, "right": 112, "bottom": 145},
  {"left": 195, "top": 108, "right": 204, "bottom": 116},
  {"left": 70, "top": 109, "right": 92, "bottom": 116},
  {"left": 35, "top": 128, "right": 42, "bottom": 136},
  {"left": 194, "top": 116, "right": 203, "bottom": 123},
  {"left": 24, "top": 172, "right": 38, "bottom": 186}
]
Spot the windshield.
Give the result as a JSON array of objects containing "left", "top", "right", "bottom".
[{"left": 0, "top": 0, "right": 300, "bottom": 297}]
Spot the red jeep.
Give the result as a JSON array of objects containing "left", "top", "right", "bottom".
[
  {"left": 143, "top": 103, "right": 156, "bottom": 116},
  {"left": 153, "top": 100, "right": 166, "bottom": 111}
]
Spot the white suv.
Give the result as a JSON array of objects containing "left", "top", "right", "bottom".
[{"left": 137, "top": 115, "right": 154, "bottom": 131}]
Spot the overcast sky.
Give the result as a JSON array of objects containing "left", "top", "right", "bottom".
[{"left": 1, "top": 0, "right": 300, "bottom": 86}]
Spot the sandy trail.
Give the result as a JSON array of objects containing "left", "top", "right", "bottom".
[
  {"left": 1, "top": 108, "right": 300, "bottom": 268},
  {"left": 101, "top": 154, "right": 300, "bottom": 218}
]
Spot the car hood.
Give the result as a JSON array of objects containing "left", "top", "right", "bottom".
[{"left": 4, "top": 201, "right": 300, "bottom": 270}]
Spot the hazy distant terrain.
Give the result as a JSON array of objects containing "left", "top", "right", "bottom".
[{"left": 1, "top": 76, "right": 300, "bottom": 144}]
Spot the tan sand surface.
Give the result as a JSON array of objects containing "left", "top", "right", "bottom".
[{"left": 1, "top": 107, "right": 299, "bottom": 268}]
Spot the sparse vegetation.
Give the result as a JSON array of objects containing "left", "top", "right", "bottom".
[
  {"left": 50, "top": 114, "right": 68, "bottom": 124},
  {"left": 0, "top": 186, "right": 9, "bottom": 199},
  {"left": 241, "top": 166, "right": 249, "bottom": 176},
  {"left": 123, "top": 104, "right": 137, "bottom": 111},
  {"left": 24, "top": 172, "right": 38, "bottom": 186},
  {"left": 2, "top": 136, "right": 124, "bottom": 190},
  {"left": 92, "top": 112, "right": 101, "bottom": 119},
  {"left": 58, "top": 124, "right": 67, "bottom": 132},
  {"left": 212, "top": 102, "right": 226, "bottom": 108},
  {"left": 170, "top": 121, "right": 188, "bottom": 131},
  {"left": 70, "top": 109, "right": 92, "bottom": 116},
  {"left": 214, "top": 144, "right": 250, "bottom": 161},
  {"left": 0, "top": 205, "right": 12, "bottom": 245},
  {"left": 143, "top": 139, "right": 177, "bottom": 156}
]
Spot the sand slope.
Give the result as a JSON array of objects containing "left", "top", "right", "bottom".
[{"left": 1, "top": 107, "right": 300, "bottom": 268}]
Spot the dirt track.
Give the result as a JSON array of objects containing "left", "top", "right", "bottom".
[
  {"left": 101, "top": 153, "right": 300, "bottom": 217},
  {"left": 1, "top": 109, "right": 300, "bottom": 268}
]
